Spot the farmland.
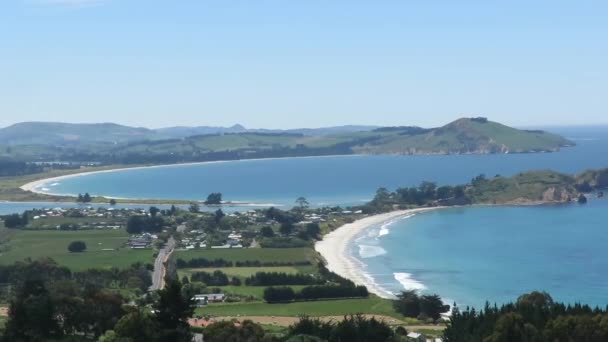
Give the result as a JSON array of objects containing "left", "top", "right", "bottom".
[{"left": 0, "top": 228, "right": 154, "bottom": 271}]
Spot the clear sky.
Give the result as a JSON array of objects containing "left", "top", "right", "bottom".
[{"left": 1, "top": 0, "right": 606, "bottom": 129}]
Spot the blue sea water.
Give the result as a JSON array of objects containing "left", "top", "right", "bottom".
[
  {"left": 30, "top": 129, "right": 608, "bottom": 207},
  {"left": 1, "top": 126, "right": 608, "bottom": 307},
  {"left": 355, "top": 199, "right": 608, "bottom": 309}
]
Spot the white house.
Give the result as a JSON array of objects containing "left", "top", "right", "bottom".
[{"left": 407, "top": 332, "right": 426, "bottom": 342}]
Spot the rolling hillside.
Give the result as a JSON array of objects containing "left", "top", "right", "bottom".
[
  {"left": 352, "top": 118, "right": 573, "bottom": 154},
  {"left": 0, "top": 122, "right": 162, "bottom": 145},
  {"left": 0, "top": 118, "right": 573, "bottom": 163}
]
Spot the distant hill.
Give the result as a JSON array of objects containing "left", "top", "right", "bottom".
[
  {"left": 352, "top": 117, "right": 574, "bottom": 154},
  {"left": 0, "top": 122, "right": 378, "bottom": 146},
  {"left": 0, "top": 118, "right": 573, "bottom": 163},
  {"left": 0, "top": 122, "right": 162, "bottom": 145}
]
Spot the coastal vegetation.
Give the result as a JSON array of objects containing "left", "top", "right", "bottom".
[
  {"left": 444, "top": 291, "right": 608, "bottom": 342},
  {"left": 362, "top": 168, "right": 608, "bottom": 212}
]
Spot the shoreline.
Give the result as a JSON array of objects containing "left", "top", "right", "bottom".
[
  {"left": 19, "top": 154, "right": 361, "bottom": 199},
  {"left": 315, "top": 208, "right": 440, "bottom": 299}
]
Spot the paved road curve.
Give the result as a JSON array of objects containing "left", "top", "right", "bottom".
[{"left": 149, "top": 237, "right": 175, "bottom": 291}]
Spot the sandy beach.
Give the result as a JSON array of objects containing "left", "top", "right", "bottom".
[
  {"left": 19, "top": 161, "right": 232, "bottom": 195},
  {"left": 315, "top": 208, "right": 438, "bottom": 299}
]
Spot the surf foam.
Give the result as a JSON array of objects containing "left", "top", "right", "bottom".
[{"left": 394, "top": 272, "right": 427, "bottom": 291}]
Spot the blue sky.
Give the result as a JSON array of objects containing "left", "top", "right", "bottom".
[{"left": 0, "top": 0, "right": 606, "bottom": 129}]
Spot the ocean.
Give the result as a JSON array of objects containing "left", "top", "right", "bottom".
[
  {"left": 2, "top": 126, "right": 608, "bottom": 308},
  {"left": 26, "top": 127, "right": 608, "bottom": 207},
  {"left": 353, "top": 199, "right": 608, "bottom": 309}
]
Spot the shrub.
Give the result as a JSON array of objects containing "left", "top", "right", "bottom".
[{"left": 67, "top": 241, "right": 87, "bottom": 253}]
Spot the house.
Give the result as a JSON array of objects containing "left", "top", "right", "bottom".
[
  {"left": 192, "top": 293, "right": 225, "bottom": 306},
  {"left": 406, "top": 332, "right": 426, "bottom": 342}
]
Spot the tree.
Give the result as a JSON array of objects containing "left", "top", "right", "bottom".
[
  {"left": 113, "top": 308, "right": 158, "bottom": 342},
  {"left": 419, "top": 294, "right": 449, "bottom": 321},
  {"left": 393, "top": 290, "right": 420, "bottom": 318},
  {"left": 484, "top": 313, "right": 541, "bottom": 342},
  {"left": 127, "top": 216, "right": 146, "bottom": 234},
  {"left": 21, "top": 212, "right": 29, "bottom": 226},
  {"left": 149, "top": 206, "right": 160, "bottom": 217},
  {"left": 83, "top": 193, "right": 92, "bottom": 203},
  {"left": 296, "top": 197, "right": 309, "bottom": 209},
  {"left": 67, "top": 241, "right": 87, "bottom": 253},
  {"left": 188, "top": 202, "right": 200, "bottom": 213},
  {"left": 77, "top": 194, "right": 84, "bottom": 203},
  {"left": 213, "top": 209, "right": 225, "bottom": 224},
  {"left": 260, "top": 226, "right": 275, "bottom": 238},
  {"left": 109, "top": 199, "right": 117, "bottom": 206},
  {"left": 205, "top": 193, "right": 223, "bottom": 205},
  {"left": 4, "top": 279, "right": 60, "bottom": 341},
  {"left": 153, "top": 279, "right": 195, "bottom": 341}
]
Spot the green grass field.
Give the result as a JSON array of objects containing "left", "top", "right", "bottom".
[
  {"left": 0, "top": 228, "right": 154, "bottom": 271},
  {"left": 174, "top": 247, "right": 318, "bottom": 264},
  {"left": 195, "top": 297, "right": 401, "bottom": 318}
]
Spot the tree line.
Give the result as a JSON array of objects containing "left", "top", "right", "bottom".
[
  {"left": 444, "top": 291, "right": 608, "bottom": 342},
  {"left": 175, "top": 257, "right": 311, "bottom": 269},
  {"left": 244, "top": 272, "right": 323, "bottom": 286},
  {"left": 263, "top": 284, "right": 369, "bottom": 303},
  {"left": 189, "top": 270, "right": 241, "bottom": 287}
]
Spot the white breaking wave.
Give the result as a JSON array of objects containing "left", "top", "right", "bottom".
[
  {"left": 41, "top": 188, "right": 50, "bottom": 191},
  {"left": 394, "top": 272, "right": 427, "bottom": 291},
  {"left": 358, "top": 244, "right": 387, "bottom": 258},
  {"left": 378, "top": 214, "right": 414, "bottom": 237},
  {"left": 50, "top": 182, "right": 60, "bottom": 186}
]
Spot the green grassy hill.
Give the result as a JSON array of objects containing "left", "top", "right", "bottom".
[
  {"left": 0, "top": 122, "right": 164, "bottom": 145},
  {"left": 0, "top": 118, "right": 573, "bottom": 163},
  {"left": 353, "top": 118, "right": 573, "bottom": 154}
]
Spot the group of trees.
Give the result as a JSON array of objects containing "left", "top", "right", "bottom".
[
  {"left": 364, "top": 181, "right": 469, "bottom": 213},
  {"left": 244, "top": 272, "right": 322, "bottom": 286},
  {"left": 175, "top": 257, "right": 311, "bottom": 269},
  {"left": 2, "top": 212, "right": 29, "bottom": 228},
  {"left": 76, "top": 193, "right": 93, "bottom": 203},
  {"left": 263, "top": 284, "right": 369, "bottom": 303},
  {"left": 392, "top": 290, "right": 450, "bottom": 322},
  {"left": 189, "top": 270, "right": 240, "bottom": 287},
  {"left": 205, "top": 192, "right": 223, "bottom": 205},
  {"left": 0, "top": 160, "right": 44, "bottom": 177},
  {"left": 0, "top": 260, "right": 194, "bottom": 342},
  {"left": 201, "top": 314, "right": 402, "bottom": 342},
  {"left": 126, "top": 215, "right": 165, "bottom": 234},
  {"left": 0, "top": 259, "right": 152, "bottom": 300},
  {"left": 444, "top": 291, "right": 608, "bottom": 342},
  {"left": 287, "top": 315, "right": 399, "bottom": 342}
]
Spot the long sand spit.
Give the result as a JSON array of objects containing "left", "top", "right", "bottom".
[{"left": 315, "top": 208, "right": 438, "bottom": 299}]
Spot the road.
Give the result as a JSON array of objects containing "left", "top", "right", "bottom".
[{"left": 149, "top": 236, "right": 175, "bottom": 291}]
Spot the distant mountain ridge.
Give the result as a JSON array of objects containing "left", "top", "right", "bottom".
[
  {"left": 0, "top": 118, "right": 574, "bottom": 163},
  {"left": 0, "top": 122, "right": 379, "bottom": 145}
]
